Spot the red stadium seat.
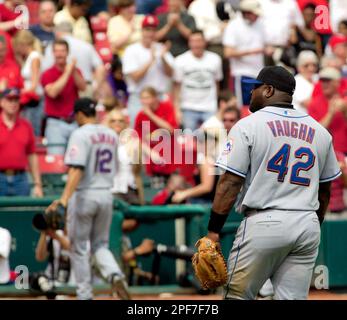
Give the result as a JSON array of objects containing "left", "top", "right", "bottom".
[
  {"left": 96, "top": 44, "right": 113, "bottom": 64},
  {"left": 93, "top": 32, "right": 109, "bottom": 46},
  {"left": 38, "top": 154, "right": 67, "bottom": 174},
  {"left": 90, "top": 16, "right": 108, "bottom": 32}
]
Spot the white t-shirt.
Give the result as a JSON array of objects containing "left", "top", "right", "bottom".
[
  {"left": 293, "top": 73, "right": 318, "bottom": 114},
  {"left": 122, "top": 42, "right": 175, "bottom": 94},
  {"left": 21, "top": 51, "right": 43, "bottom": 95},
  {"left": 260, "top": 0, "right": 304, "bottom": 46},
  {"left": 0, "top": 228, "right": 11, "bottom": 284},
  {"left": 174, "top": 50, "right": 222, "bottom": 112},
  {"left": 188, "top": 0, "right": 223, "bottom": 44},
  {"left": 223, "top": 14, "right": 265, "bottom": 78},
  {"left": 111, "top": 143, "right": 137, "bottom": 194},
  {"left": 42, "top": 35, "right": 103, "bottom": 82}
]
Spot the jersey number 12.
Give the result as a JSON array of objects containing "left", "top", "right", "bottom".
[
  {"left": 95, "top": 148, "right": 113, "bottom": 173},
  {"left": 267, "top": 144, "right": 315, "bottom": 186}
]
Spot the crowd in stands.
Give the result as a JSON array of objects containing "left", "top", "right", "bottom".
[{"left": 0, "top": 0, "right": 346, "bottom": 211}]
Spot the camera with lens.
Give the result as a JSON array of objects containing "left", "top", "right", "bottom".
[{"left": 32, "top": 204, "right": 66, "bottom": 231}]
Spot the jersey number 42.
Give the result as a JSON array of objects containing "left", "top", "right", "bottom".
[{"left": 267, "top": 144, "right": 315, "bottom": 186}]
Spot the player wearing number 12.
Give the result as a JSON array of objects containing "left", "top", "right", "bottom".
[
  {"left": 197, "top": 66, "right": 341, "bottom": 300},
  {"left": 46, "top": 98, "right": 130, "bottom": 300}
]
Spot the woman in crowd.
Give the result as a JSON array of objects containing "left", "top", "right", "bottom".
[
  {"left": 107, "top": 0, "right": 144, "bottom": 57},
  {"left": 13, "top": 30, "right": 43, "bottom": 136},
  {"left": 293, "top": 50, "right": 319, "bottom": 113}
]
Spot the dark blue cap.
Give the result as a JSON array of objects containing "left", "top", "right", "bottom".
[
  {"left": 0, "top": 87, "right": 20, "bottom": 99},
  {"left": 242, "top": 66, "right": 296, "bottom": 95}
]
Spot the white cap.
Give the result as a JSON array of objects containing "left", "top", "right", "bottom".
[
  {"left": 0, "top": 228, "right": 11, "bottom": 284},
  {"left": 239, "top": 0, "right": 262, "bottom": 16},
  {"left": 296, "top": 50, "right": 319, "bottom": 68},
  {"left": 319, "top": 67, "right": 341, "bottom": 80}
]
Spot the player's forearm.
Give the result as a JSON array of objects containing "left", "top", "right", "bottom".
[
  {"left": 316, "top": 181, "right": 332, "bottom": 225},
  {"left": 60, "top": 167, "right": 84, "bottom": 206},
  {"left": 212, "top": 172, "right": 244, "bottom": 215}
]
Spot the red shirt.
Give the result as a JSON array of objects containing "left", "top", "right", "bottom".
[
  {"left": 152, "top": 189, "right": 170, "bottom": 205},
  {"left": 0, "top": 31, "right": 15, "bottom": 62},
  {"left": 0, "top": 59, "right": 23, "bottom": 89},
  {"left": 329, "top": 151, "right": 346, "bottom": 212},
  {"left": 134, "top": 100, "right": 178, "bottom": 175},
  {"left": 41, "top": 65, "right": 83, "bottom": 118},
  {"left": 0, "top": 4, "right": 21, "bottom": 35},
  {"left": 0, "top": 114, "right": 36, "bottom": 170},
  {"left": 308, "top": 94, "right": 347, "bottom": 153}
]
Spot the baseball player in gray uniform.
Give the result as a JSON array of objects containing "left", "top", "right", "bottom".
[
  {"left": 46, "top": 98, "right": 130, "bottom": 300},
  {"left": 205, "top": 66, "right": 341, "bottom": 300}
]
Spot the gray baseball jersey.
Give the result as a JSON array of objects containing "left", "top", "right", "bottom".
[
  {"left": 64, "top": 124, "right": 119, "bottom": 190},
  {"left": 216, "top": 106, "right": 342, "bottom": 213},
  {"left": 64, "top": 123, "right": 125, "bottom": 300}
]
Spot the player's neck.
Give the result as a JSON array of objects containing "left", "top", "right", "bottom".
[{"left": 265, "top": 103, "right": 294, "bottom": 109}]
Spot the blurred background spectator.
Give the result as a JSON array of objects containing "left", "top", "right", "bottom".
[
  {"left": 122, "top": 15, "right": 174, "bottom": 125},
  {"left": 223, "top": 0, "right": 268, "bottom": 107},
  {"left": 106, "top": 109, "right": 145, "bottom": 205},
  {"left": 201, "top": 90, "right": 238, "bottom": 142},
  {"left": 30, "top": 0, "right": 57, "bottom": 52},
  {"left": 107, "top": 0, "right": 144, "bottom": 57},
  {"left": 260, "top": 0, "right": 304, "bottom": 66},
  {"left": 289, "top": 3, "right": 323, "bottom": 61},
  {"left": 293, "top": 50, "right": 319, "bottom": 113},
  {"left": 308, "top": 67, "right": 347, "bottom": 155},
  {"left": 0, "top": 88, "right": 42, "bottom": 197},
  {"left": 174, "top": 30, "right": 222, "bottom": 129},
  {"left": 54, "top": 0, "right": 92, "bottom": 43},
  {"left": 13, "top": 30, "right": 43, "bottom": 136},
  {"left": 41, "top": 39, "right": 86, "bottom": 155},
  {"left": 156, "top": 0, "right": 196, "bottom": 57},
  {"left": 43, "top": 22, "right": 105, "bottom": 99},
  {"left": 134, "top": 87, "right": 178, "bottom": 179},
  {"left": 0, "top": 35, "right": 23, "bottom": 91},
  {"left": 152, "top": 172, "right": 187, "bottom": 204}
]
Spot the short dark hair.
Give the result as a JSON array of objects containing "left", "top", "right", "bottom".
[
  {"left": 70, "top": 0, "right": 91, "bottom": 7},
  {"left": 218, "top": 90, "right": 234, "bottom": 106},
  {"left": 53, "top": 39, "right": 69, "bottom": 51},
  {"left": 339, "top": 19, "right": 347, "bottom": 28},
  {"left": 223, "top": 106, "right": 241, "bottom": 120},
  {"left": 303, "top": 2, "right": 316, "bottom": 11},
  {"left": 190, "top": 29, "right": 204, "bottom": 38}
]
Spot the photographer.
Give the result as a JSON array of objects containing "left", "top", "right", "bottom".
[{"left": 34, "top": 228, "right": 72, "bottom": 285}]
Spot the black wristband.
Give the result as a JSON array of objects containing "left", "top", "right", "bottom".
[{"left": 207, "top": 210, "right": 228, "bottom": 234}]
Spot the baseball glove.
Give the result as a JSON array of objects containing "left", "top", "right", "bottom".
[{"left": 192, "top": 237, "right": 228, "bottom": 289}]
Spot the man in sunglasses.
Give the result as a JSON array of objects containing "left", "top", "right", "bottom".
[{"left": 197, "top": 66, "right": 341, "bottom": 299}]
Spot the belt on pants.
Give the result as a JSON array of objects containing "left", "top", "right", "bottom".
[{"left": 0, "top": 169, "right": 26, "bottom": 176}]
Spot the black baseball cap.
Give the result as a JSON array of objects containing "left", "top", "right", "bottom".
[
  {"left": 74, "top": 97, "right": 97, "bottom": 116},
  {"left": 243, "top": 66, "right": 296, "bottom": 95}
]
